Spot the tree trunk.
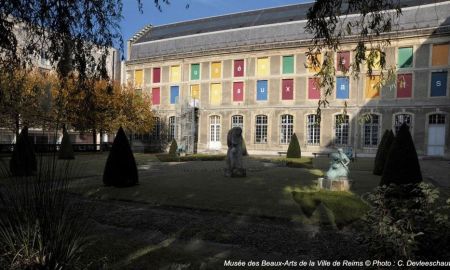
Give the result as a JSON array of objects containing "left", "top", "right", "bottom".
[
  {"left": 14, "top": 114, "right": 20, "bottom": 139},
  {"left": 92, "top": 128, "right": 97, "bottom": 150}
]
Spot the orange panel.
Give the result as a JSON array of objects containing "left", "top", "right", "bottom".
[
  {"left": 365, "top": 75, "right": 381, "bottom": 98},
  {"left": 432, "top": 44, "right": 449, "bottom": 66}
]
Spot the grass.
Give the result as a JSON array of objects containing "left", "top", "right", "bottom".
[
  {"left": 156, "top": 153, "right": 226, "bottom": 162},
  {"left": 251, "top": 156, "right": 313, "bottom": 168}
]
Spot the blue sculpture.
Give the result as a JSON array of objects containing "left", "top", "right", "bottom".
[{"left": 326, "top": 148, "right": 350, "bottom": 180}]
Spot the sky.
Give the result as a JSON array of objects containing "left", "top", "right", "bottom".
[{"left": 120, "top": 0, "right": 311, "bottom": 55}]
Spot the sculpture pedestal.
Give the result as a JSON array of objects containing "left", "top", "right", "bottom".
[
  {"left": 318, "top": 177, "right": 352, "bottom": 191},
  {"left": 224, "top": 168, "right": 246, "bottom": 177}
]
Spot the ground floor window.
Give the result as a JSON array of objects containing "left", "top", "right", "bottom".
[
  {"left": 231, "top": 115, "right": 243, "bottom": 129},
  {"left": 363, "top": 114, "right": 379, "bottom": 147},
  {"left": 210, "top": 115, "right": 220, "bottom": 142},
  {"left": 306, "top": 114, "right": 320, "bottom": 145},
  {"left": 168, "top": 116, "right": 176, "bottom": 142},
  {"left": 394, "top": 113, "right": 412, "bottom": 134},
  {"left": 255, "top": 115, "right": 268, "bottom": 143},
  {"left": 334, "top": 114, "right": 349, "bottom": 145},
  {"left": 280, "top": 114, "right": 293, "bottom": 144}
]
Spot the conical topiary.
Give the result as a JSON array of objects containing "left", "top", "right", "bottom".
[
  {"left": 169, "top": 139, "right": 178, "bottom": 156},
  {"left": 103, "top": 127, "right": 138, "bottom": 187},
  {"left": 373, "top": 129, "right": 394, "bottom": 175},
  {"left": 286, "top": 133, "right": 301, "bottom": 158},
  {"left": 58, "top": 127, "right": 75, "bottom": 160},
  {"left": 9, "top": 126, "right": 37, "bottom": 176},
  {"left": 241, "top": 138, "right": 248, "bottom": 156},
  {"left": 380, "top": 123, "right": 422, "bottom": 186}
]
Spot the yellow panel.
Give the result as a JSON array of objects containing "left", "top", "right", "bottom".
[
  {"left": 191, "top": 84, "right": 200, "bottom": 99},
  {"left": 365, "top": 50, "right": 381, "bottom": 70},
  {"left": 432, "top": 44, "right": 449, "bottom": 66},
  {"left": 307, "top": 53, "right": 322, "bottom": 73},
  {"left": 210, "top": 83, "right": 221, "bottom": 105},
  {"left": 170, "top": 65, "right": 181, "bottom": 82},
  {"left": 365, "top": 75, "right": 381, "bottom": 98},
  {"left": 257, "top": 57, "right": 269, "bottom": 76},
  {"left": 211, "top": 62, "right": 222, "bottom": 79},
  {"left": 134, "top": 69, "right": 143, "bottom": 88}
]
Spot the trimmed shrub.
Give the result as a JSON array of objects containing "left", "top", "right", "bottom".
[
  {"left": 103, "top": 127, "right": 138, "bottom": 187},
  {"left": 9, "top": 126, "right": 37, "bottom": 176},
  {"left": 241, "top": 138, "right": 248, "bottom": 156},
  {"left": 58, "top": 127, "right": 75, "bottom": 160},
  {"left": 380, "top": 123, "right": 422, "bottom": 186},
  {"left": 168, "top": 139, "right": 178, "bottom": 156},
  {"left": 373, "top": 129, "right": 394, "bottom": 175},
  {"left": 286, "top": 133, "right": 301, "bottom": 158}
]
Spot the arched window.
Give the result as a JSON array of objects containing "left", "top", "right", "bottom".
[
  {"left": 280, "top": 114, "right": 294, "bottom": 144},
  {"left": 363, "top": 114, "right": 380, "bottom": 147},
  {"left": 168, "top": 116, "right": 176, "bottom": 142},
  {"left": 306, "top": 114, "right": 320, "bottom": 145},
  {"left": 255, "top": 115, "right": 268, "bottom": 143},
  {"left": 231, "top": 115, "right": 243, "bottom": 129},
  {"left": 210, "top": 115, "right": 221, "bottom": 142},
  {"left": 429, "top": 114, "right": 446, "bottom": 124},
  {"left": 334, "top": 114, "right": 349, "bottom": 145},
  {"left": 394, "top": 113, "right": 412, "bottom": 134},
  {"left": 151, "top": 117, "right": 161, "bottom": 141}
]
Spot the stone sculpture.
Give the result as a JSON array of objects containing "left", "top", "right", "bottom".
[
  {"left": 224, "top": 127, "right": 246, "bottom": 177},
  {"left": 318, "top": 148, "right": 352, "bottom": 191}
]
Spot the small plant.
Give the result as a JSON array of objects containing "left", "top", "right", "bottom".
[
  {"left": 286, "top": 133, "right": 301, "bottom": 158},
  {"left": 373, "top": 129, "right": 394, "bottom": 175},
  {"left": 103, "top": 127, "right": 138, "bottom": 187},
  {"left": 169, "top": 139, "right": 178, "bottom": 156},
  {"left": 58, "top": 127, "right": 75, "bottom": 160},
  {"left": 9, "top": 126, "right": 37, "bottom": 176}
]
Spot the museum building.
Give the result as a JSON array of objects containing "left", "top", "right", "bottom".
[{"left": 124, "top": 0, "right": 450, "bottom": 157}]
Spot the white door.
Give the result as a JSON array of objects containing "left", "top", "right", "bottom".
[
  {"left": 209, "top": 116, "right": 221, "bottom": 150},
  {"left": 427, "top": 125, "right": 445, "bottom": 156}
]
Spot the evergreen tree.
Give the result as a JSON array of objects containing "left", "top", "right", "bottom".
[
  {"left": 286, "top": 133, "right": 301, "bottom": 158},
  {"left": 103, "top": 127, "right": 138, "bottom": 187},
  {"left": 373, "top": 129, "right": 394, "bottom": 175},
  {"left": 58, "top": 127, "right": 75, "bottom": 160},
  {"left": 169, "top": 139, "right": 178, "bottom": 156},
  {"left": 380, "top": 123, "right": 422, "bottom": 186},
  {"left": 9, "top": 126, "right": 37, "bottom": 176}
]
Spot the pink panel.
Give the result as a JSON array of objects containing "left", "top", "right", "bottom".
[
  {"left": 152, "top": 67, "right": 161, "bottom": 83},
  {"left": 308, "top": 78, "right": 320, "bottom": 99},
  {"left": 152, "top": 87, "right": 160, "bottom": 105},
  {"left": 233, "top": 82, "right": 244, "bottom": 102},
  {"left": 337, "top": 51, "right": 350, "bottom": 71},
  {"left": 397, "top": 74, "right": 412, "bottom": 98},
  {"left": 234, "top": 60, "right": 244, "bottom": 77},
  {"left": 281, "top": 79, "right": 294, "bottom": 100}
]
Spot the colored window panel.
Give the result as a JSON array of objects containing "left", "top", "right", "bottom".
[
  {"left": 191, "top": 64, "right": 200, "bottom": 80},
  {"left": 365, "top": 75, "right": 381, "bottom": 98},
  {"left": 336, "top": 77, "right": 349, "bottom": 99},
  {"left": 282, "top": 55, "right": 294, "bottom": 74},
  {"left": 256, "top": 80, "right": 268, "bottom": 101},
  {"left": 152, "top": 87, "right": 160, "bottom": 105},
  {"left": 337, "top": 51, "right": 350, "bottom": 71},
  {"left": 432, "top": 44, "right": 449, "bottom": 66},
  {"left": 190, "top": 84, "right": 200, "bottom": 99},
  {"left": 170, "top": 86, "right": 179, "bottom": 104},
  {"left": 210, "top": 83, "right": 222, "bottom": 105},
  {"left": 431, "top": 72, "right": 448, "bottom": 97},
  {"left": 234, "top": 59, "right": 244, "bottom": 77},
  {"left": 211, "top": 62, "right": 221, "bottom": 79},
  {"left": 365, "top": 50, "right": 381, "bottom": 70},
  {"left": 134, "top": 69, "right": 143, "bottom": 88},
  {"left": 398, "top": 47, "right": 413, "bottom": 68},
  {"left": 153, "top": 67, "right": 161, "bottom": 83},
  {"left": 281, "top": 79, "right": 294, "bottom": 100},
  {"left": 257, "top": 57, "right": 269, "bottom": 76},
  {"left": 308, "top": 78, "right": 320, "bottom": 99},
  {"left": 397, "top": 74, "right": 412, "bottom": 98},
  {"left": 307, "top": 53, "right": 321, "bottom": 73},
  {"left": 170, "top": 66, "right": 181, "bottom": 82},
  {"left": 233, "top": 82, "right": 244, "bottom": 102}
]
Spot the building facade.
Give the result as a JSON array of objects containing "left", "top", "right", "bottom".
[{"left": 125, "top": 0, "right": 450, "bottom": 157}]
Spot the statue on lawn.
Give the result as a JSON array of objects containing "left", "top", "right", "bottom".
[
  {"left": 326, "top": 148, "right": 350, "bottom": 180},
  {"left": 224, "top": 127, "right": 246, "bottom": 177}
]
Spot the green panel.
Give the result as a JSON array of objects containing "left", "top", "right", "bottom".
[
  {"left": 398, "top": 47, "right": 413, "bottom": 68},
  {"left": 282, "top": 55, "right": 294, "bottom": 74},
  {"left": 191, "top": 64, "right": 200, "bottom": 80}
]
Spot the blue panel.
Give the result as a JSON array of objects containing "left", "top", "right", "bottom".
[
  {"left": 170, "top": 86, "right": 179, "bottom": 104},
  {"left": 336, "top": 77, "right": 349, "bottom": 99},
  {"left": 431, "top": 72, "right": 447, "bottom": 97},
  {"left": 256, "top": 80, "right": 268, "bottom": 101}
]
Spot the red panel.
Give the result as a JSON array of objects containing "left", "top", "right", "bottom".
[
  {"left": 234, "top": 60, "right": 244, "bottom": 77},
  {"left": 308, "top": 78, "right": 320, "bottom": 99},
  {"left": 152, "top": 67, "right": 161, "bottom": 83},
  {"left": 233, "top": 82, "right": 244, "bottom": 102},
  {"left": 281, "top": 79, "right": 294, "bottom": 100},
  {"left": 337, "top": 51, "right": 350, "bottom": 71},
  {"left": 397, "top": 74, "right": 412, "bottom": 98},
  {"left": 152, "top": 87, "right": 160, "bottom": 105}
]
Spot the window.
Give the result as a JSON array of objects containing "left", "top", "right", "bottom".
[
  {"left": 152, "top": 87, "right": 160, "bottom": 105},
  {"left": 134, "top": 69, "right": 143, "bottom": 88},
  {"left": 282, "top": 55, "right": 294, "bottom": 74},
  {"left": 432, "top": 44, "right": 449, "bottom": 66},
  {"left": 431, "top": 72, "right": 447, "bottom": 97},
  {"left": 280, "top": 114, "right": 294, "bottom": 144},
  {"left": 170, "top": 65, "right": 181, "bottom": 82},
  {"left": 398, "top": 47, "right": 413, "bottom": 68},
  {"left": 306, "top": 114, "right": 320, "bottom": 145},
  {"left": 334, "top": 114, "right": 349, "bottom": 146},
  {"left": 394, "top": 114, "right": 412, "bottom": 134},
  {"left": 210, "top": 83, "right": 222, "bottom": 105},
  {"left": 397, "top": 74, "right": 412, "bottom": 98},
  {"left": 231, "top": 115, "right": 243, "bottom": 129},
  {"left": 336, "top": 51, "right": 350, "bottom": 71},
  {"left": 255, "top": 115, "right": 268, "bottom": 144},
  {"left": 365, "top": 75, "right": 381, "bottom": 98},
  {"left": 211, "top": 62, "right": 222, "bottom": 79},
  {"left": 336, "top": 77, "right": 349, "bottom": 99},
  {"left": 281, "top": 79, "right": 294, "bottom": 100},
  {"left": 191, "top": 64, "right": 200, "bottom": 80},
  {"left": 150, "top": 117, "right": 161, "bottom": 141},
  {"left": 363, "top": 114, "right": 380, "bottom": 147},
  {"left": 153, "top": 67, "right": 161, "bottom": 83},
  {"left": 233, "top": 82, "right": 244, "bottom": 102},
  {"left": 256, "top": 57, "right": 269, "bottom": 76},
  {"left": 256, "top": 80, "right": 268, "bottom": 101},
  {"left": 168, "top": 116, "right": 176, "bottom": 141},
  {"left": 308, "top": 78, "right": 320, "bottom": 99},
  {"left": 234, "top": 59, "right": 244, "bottom": 77},
  {"left": 170, "top": 86, "right": 179, "bottom": 104},
  {"left": 210, "top": 115, "right": 221, "bottom": 142},
  {"left": 429, "top": 114, "right": 445, "bottom": 124}
]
